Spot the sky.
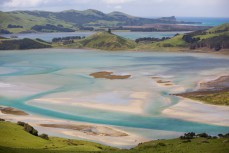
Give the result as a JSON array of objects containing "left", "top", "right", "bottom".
[{"left": 0, "top": 0, "right": 229, "bottom": 18}]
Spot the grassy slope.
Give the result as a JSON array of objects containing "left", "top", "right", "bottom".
[
  {"left": 0, "top": 11, "right": 74, "bottom": 33},
  {"left": 178, "top": 90, "right": 229, "bottom": 106},
  {"left": 1, "top": 121, "right": 229, "bottom": 153},
  {"left": 117, "top": 138, "right": 229, "bottom": 153},
  {"left": 0, "top": 38, "right": 52, "bottom": 50},
  {"left": 64, "top": 32, "right": 137, "bottom": 51},
  {"left": 153, "top": 34, "right": 188, "bottom": 47},
  {"left": 0, "top": 122, "right": 116, "bottom": 153},
  {"left": 149, "top": 23, "right": 229, "bottom": 49}
]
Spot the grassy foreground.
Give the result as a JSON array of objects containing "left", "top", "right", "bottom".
[
  {"left": 0, "top": 121, "right": 117, "bottom": 153},
  {"left": 1, "top": 121, "right": 229, "bottom": 153}
]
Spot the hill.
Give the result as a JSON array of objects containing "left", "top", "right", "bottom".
[
  {"left": 0, "top": 38, "right": 52, "bottom": 50},
  {"left": 0, "top": 9, "right": 200, "bottom": 34},
  {"left": 62, "top": 31, "right": 137, "bottom": 51},
  {"left": 148, "top": 23, "right": 229, "bottom": 51},
  {"left": 0, "top": 121, "right": 229, "bottom": 153},
  {"left": 0, "top": 121, "right": 116, "bottom": 153}
]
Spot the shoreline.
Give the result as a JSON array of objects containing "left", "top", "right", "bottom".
[
  {"left": 163, "top": 75, "right": 229, "bottom": 126},
  {"left": 0, "top": 108, "right": 149, "bottom": 148}
]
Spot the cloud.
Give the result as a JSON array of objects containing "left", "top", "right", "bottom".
[
  {"left": 2, "top": 0, "right": 43, "bottom": 7},
  {"left": 114, "top": 5, "right": 122, "bottom": 9},
  {"left": 102, "top": 0, "right": 134, "bottom": 4}
]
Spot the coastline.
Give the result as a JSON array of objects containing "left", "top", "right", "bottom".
[
  {"left": 163, "top": 75, "right": 229, "bottom": 126},
  {"left": 162, "top": 97, "right": 229, "bottom": 127},
  {"left": 0, "top": 109, "right": 149, "bottom": 148}
]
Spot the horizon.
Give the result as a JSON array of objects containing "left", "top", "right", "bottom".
[{"left": 0, "top": 0, "right": 229, "bottom": 18}]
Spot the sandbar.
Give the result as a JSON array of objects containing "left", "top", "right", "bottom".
[
  {"left": 90, "top": 71, "right": 131, "bottom": 80},
  {"left": 0, "top": 106, "right": 28, "bottom": 115}
]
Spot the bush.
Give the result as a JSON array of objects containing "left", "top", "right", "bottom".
[
  {"left": 7, "top": 24, "right": 23, "bottom": 28},
  {"left": 17, "top": 121, "right": 26, "bottom": 126},
  {"left": 158, "top": 142, "right": 166, "bottom": 146},
  {"left": 39, "top": 134, "right": 49, "bottom": 140},
  {"left": 24, "top": 123, "right": 38, "bottom": 136},
  {"left": 0, "top": 118, "right": 5, "bottom": 121},
  {"left": 180, "top": 132, "right": 196, "bottom": 139},
  {"left": 32, "top": 24, "right": 75, "bottom": 32},
  {"left": 197, "top": 133, "right": 209, "bottom": 138}
]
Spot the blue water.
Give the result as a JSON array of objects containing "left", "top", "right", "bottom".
[
  {"left": 0, "top": 49, "right": 229, "bottom": 136},
  {"left": 177, "top": 17, "right": 229, "bottom": 26}
]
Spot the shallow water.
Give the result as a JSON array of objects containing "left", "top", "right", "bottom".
[{"left": 0, "top": 49, "right": 229, "bottom": 136}]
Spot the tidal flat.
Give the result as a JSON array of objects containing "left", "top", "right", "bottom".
[{"left": 0, "top": 49, "right": 229, "bottom": 148}]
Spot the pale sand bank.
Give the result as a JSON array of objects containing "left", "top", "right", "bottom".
[
  {"left": 0, "top": 110, "right": 149, "bottom": 148},
  {"left": 162, "top": 97, "right": 229, "bottom": 127},
  {"left": 32, "top": 91, "right": 149, "bottom": 115},
  {"left": 40, "top": 124, "right": 128, "bottom": 137},
  {"left": 162, "top": 75, "right": 229, "bottom": 126}
]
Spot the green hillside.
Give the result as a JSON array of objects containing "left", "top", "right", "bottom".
[
  {"left": 0, "top": 9, "right": 198, "bottom": 34},
  {"left": 63, "top": 31, "right": 137, "bottom": 50},
  {"left": 0, "top": 11, "right": 75, "bottom": 33},
  {"left": 0, "top": 121, "right": 117, "bottom": 153},
  {"left": 0, "top": 38, "right": 52, "bottom": 50},
  {"left": 1, "top": 121, "right": 229, "bottom": 153},
  {"left": 150, "top": 23, "right": 229, "bottom": 51}
]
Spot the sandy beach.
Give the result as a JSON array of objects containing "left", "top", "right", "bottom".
[
  {"left": 0, "top": 108, "right": 150, "bottom": 148},
  {"left": 163, "top": 75, "right": 229, "bottom": 126},
  {"left": 162, "top": 97, "right": 229, "bottom": 126}
]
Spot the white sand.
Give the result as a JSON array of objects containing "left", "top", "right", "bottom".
[
  {"left": 0, "top": 111, "right": 149, "bottom": 148},
  {"left": 162, "top": 97, "right": 229, "bottom": 127},
  {"left": 32, "top": 91, "right": 149, "bottom": 114}
]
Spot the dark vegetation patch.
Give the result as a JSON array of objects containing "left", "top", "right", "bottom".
[
  {"left": 17, "top": 121, "right": 49, "bottom": 139},
  {"left": 7, "top": 24, "right": 23, "bottom": 28},
  {"left": 0, "top": 38, "right": 52, "bottom": 50},
  {"left": 31, "top": 24, "right": 75, "bottom": 32}
]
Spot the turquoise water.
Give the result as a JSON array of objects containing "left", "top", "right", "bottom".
[
  {"left": 0, "top": 49, "right": 229, "bottom": 135},
  {"left": 177, "top": 17, "right": 229, "bottom": 26}
]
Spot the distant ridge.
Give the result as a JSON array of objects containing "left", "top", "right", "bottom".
[{"left": 0, "top": 9, "right": 200, "bottom": 34}]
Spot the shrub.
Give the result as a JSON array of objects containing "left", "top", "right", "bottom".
[
  {"left": 24, "top": 123, "right": 38, "bottom": 136},
  {"left": 158, "top": 142, "right": 166, "bottom": 146},
  {"left": 17, "top": 121, "right": 26, "bottom": 126},
  {"left": 39, "top": 134, "right": 49, "bottom": 140},
  {"left": 197, "top": 133, "right": 209, "bottom": 138},
  {"left": 0, "top": 118, "right": 5, "bottom": 121},
  {"left": 180, "top": 132, "right": 196, "bottom": 139}
]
